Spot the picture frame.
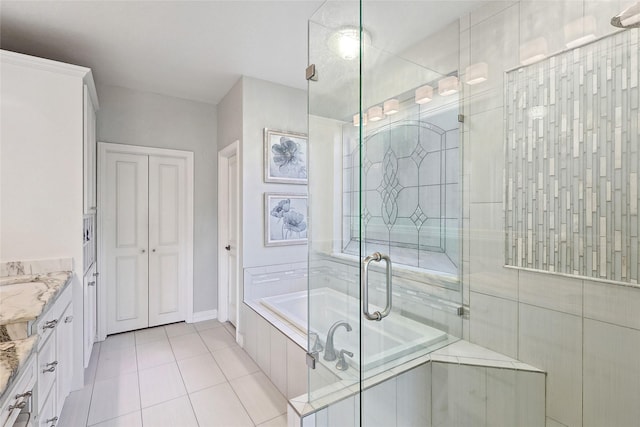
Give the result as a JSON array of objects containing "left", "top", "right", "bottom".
[
  {"left": 264, "top": 193, "right": 308, "bottom": 246},
  {"left": 264, "top": 128, "right": 308, "bottom": 184}
]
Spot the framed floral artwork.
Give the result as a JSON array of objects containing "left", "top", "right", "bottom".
[
  {"left": 264, "top": 193, "right": 308, "bottom": 246},
  {"left": 264, "top": 128, "right": 308, "bottom": 184}
]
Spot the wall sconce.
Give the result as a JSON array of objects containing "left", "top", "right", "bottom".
[
  {"left": 465, "top": 62, "right": 488, "bottom": 85},
  {"left": 414, "top": 85, "right": 433, "bottom": 104},
  {"left": 520, "top": 37, "right": 548, "bottom": 65},
  {"left": 564, "top": 16, "right": 596, "bottom": 49},
  {"left": 438, "top": 76, "right": 459, "bottom": 96},
  {"left": 367, "top": 106, "right": 384, "bottom": 122},
  {"left": 353, "top": 112, "right": 368, "bottom": 127},
  {"left": 383, "top": 98, "right": 399, "bottom": 115}
]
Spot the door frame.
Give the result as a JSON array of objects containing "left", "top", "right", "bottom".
[
  {"left": 217, "top": 140, "right": 240, "bottom": 324},
  {"left": 97, "top": 142, "right": 194, "bottom": 340}
]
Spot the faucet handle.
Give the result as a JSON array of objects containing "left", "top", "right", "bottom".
[
  {"left": 336, "top": 349, "right": 354, "bottom": 371},
  {"left": 309, "top": 332, "right": 324, "bottom": 353}
]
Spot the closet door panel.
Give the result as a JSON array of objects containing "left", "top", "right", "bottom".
[
  {"left": 105, "top": 152, "right": 149, "bottom": 334},
  {"left": 148, "top": 155, "right": 186, "bottom": 326}
]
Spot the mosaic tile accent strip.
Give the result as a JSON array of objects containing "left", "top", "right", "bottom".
[{"left": 505, "top": 30, "right": 639, "bottom": 283}]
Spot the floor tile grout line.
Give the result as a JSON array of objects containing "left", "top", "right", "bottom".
[
  {"left": 171, "top": 335, "right": 203, "bottom": 427},
  {"left": 135, "top": 334, "right": 144, "bottom": 427},
  {"left": 260, "top": 413, "right": 288, "bottom": 426},
  {"left": 83, "top": 342, "right": 102, "bottom": 427},
  {"left": 227, "top": 373, "right": 260, "bottom": 427},
  {"left": 86, "top": 409, "right": 141, "bottom": 427},
  {"left": 195, "top": 323, "right": 260, "bottom": 425},
  {"left": 86, "top": 321, "right": 288, "bottom": 427}
]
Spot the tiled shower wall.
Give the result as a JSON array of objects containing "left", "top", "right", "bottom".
[
  {"left": 460, "top": 1, "right": 640, "bottom": 426},
  {"left": 505, "top": 29, "right": 639, "bottom": 283}
]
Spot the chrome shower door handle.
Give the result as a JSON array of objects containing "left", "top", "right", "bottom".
[{"left": 361, "top": 252, "right": 393, "bottom": 321}]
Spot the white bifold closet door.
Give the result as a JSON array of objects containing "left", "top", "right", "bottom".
[{"left": 105, "top": 151, "right": 186, "bottom": 335}]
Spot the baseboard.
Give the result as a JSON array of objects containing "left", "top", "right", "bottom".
[{"left": 190, "top": 309, "right": 218, "bottom": 323}]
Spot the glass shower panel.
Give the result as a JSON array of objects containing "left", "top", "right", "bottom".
[
  {"left": 307, "top": 1, "right": 361, "bottom": 416},
  {"left": 358, "top": 1, "right": 464, "bottom": 386},
  {"left": 308, "top": 0, "right": 638, "bottom": 425}
]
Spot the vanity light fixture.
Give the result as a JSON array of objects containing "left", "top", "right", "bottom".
[
  {"left": 414, "top": 85, "right": 433, "bottom": 104},
  {"left": 520, "top": 37, "right": 548, "bottom": 65},
  {"left": 611, "top": 2, "right": 640, "bottom": 28},
  {"left": 368, "top": 106, "right": 384, "bottom": 122},
  {"left": 438, "top": 76, "right": 459, "bottom": 96},
  {"left": 383, "top": 98, "right": 400, "bottom": 115},
  {"left": 329, "top": 27, "right": 372, "bottom": 61},
  {"left": 353, "top": 112, "right": 368, "bottom": 127},
  {"left": 564, "top": 15, "right": 596, "bottom": 49},
  {"left": 465, "top": 62, "right": 488, "bottom": 85}
]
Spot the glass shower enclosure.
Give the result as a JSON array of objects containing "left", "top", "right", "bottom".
[
  {"left": 306, "top": 0, "right": 638, "bottom": 425},
  {"left": 306, "top": 0, "right": 466, "bottom": 423}
]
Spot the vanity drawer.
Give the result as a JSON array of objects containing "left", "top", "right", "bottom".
[
  {"left": 37, "top": 334, "right": 57, "bottom": 414},
  {"left": 37, "top": 387, "right": 57, "bottom": 427},
  {"left": 0, "top": 355, "right": 36, "bottom": 427},
  {"left": 35, "top": 284, "right": 72, "bottom": 351}
]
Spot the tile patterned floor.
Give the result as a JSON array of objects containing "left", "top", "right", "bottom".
[{"left": 58, "top": 320, "right": 288, "bottom": 427}]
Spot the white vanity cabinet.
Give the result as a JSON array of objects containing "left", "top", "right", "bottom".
[
  {"left": 83, "top": 263, "right": 97, "bottom": 368},
  {"left": 0, "top": 357, "right": 36, "bottom": 427},
  {"left": 1, "top": 49, "right": 99, "bottom": 413},
  {"left": 34, "top": 285, "right": 73, "bottom": 427}
]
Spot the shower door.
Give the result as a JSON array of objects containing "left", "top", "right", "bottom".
[{"left": 307, "top": 1, "right": 464, "bottom": 424}]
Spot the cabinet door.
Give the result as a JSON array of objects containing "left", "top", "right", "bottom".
[
  {"left": 104, "top": 152, "right": 149, "bottom": 334},
  {"left": 37, "top": 334, "right": 57, "bottom": 414},
  {"left": 83, "top": 264, "right": 97, "bottom": 367},
  {"left": 84, "top": 84, "right": 97, "bottom": 214},
  {"left": 148, "top": 155, "right": 187, "bottom": 326},
  {"left": 38, "top": 387, "right": 57, "bottom": 427},
  {"left": 56, "top": 302, "right": 73, "bottom": 412}
]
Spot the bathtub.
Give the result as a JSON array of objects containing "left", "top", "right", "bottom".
[{"left": 260, "top": 287, "right": 449, "bottom": 372}]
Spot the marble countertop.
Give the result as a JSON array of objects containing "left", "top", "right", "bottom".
[
  {"left": 0, "top": 336, "right": 37, "bottom": 401},
  {"left": 0, "top": 271, "right": 72, "bottom": 328},
  {"left": 0, "top": 270, "right": 72, "bottom": 399}
]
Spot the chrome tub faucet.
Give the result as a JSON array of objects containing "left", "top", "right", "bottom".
[{"left": 323, "top": 320, "right": 352, "bottom": 361}]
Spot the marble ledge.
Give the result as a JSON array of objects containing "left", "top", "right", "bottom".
[
  {"left": 0, "top": 335, "right": 37, "bottom": 401},
  {"left": 0, "top": 258, "right": 73, "bottom": 277},
  {"left": 0, "top": 271, "right": 72, "bottom": 340}
]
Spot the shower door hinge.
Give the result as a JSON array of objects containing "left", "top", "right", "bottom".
[
  {"left": 306, "top": 351, "right": 318, "bottom": 369},
  {"left": 458, "top": 114, "right": 465, "bottom": 123},
  {"left": 306, "top": 64, "right": 318, "bottom": 81},
  {"left": 457, "top": 305, "right": 469, "bottom": 317}
]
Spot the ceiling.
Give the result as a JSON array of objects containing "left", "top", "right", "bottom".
[
  {"left": 0, "top": 1, "right": 485, "bottom": 106},
  {"left": 0, "top": 1, "right": 324, "bottom": 105}
]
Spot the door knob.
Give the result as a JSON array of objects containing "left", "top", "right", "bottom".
[
  {"left": 141, "top": 249, "right": 146, "bottom": 253},
  {"left": 225, "top": 245, "right": 231, "bottom": 251}
]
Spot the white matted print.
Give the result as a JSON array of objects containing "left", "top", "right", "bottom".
[
  {"left": 265, "top": 193, "right": 308, "bottom": 246},
  {"left": 264, "top": 128, "right": 308, "bottom": 184}
]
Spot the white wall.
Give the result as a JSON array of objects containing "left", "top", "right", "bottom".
[
  {"left": 96, "top": 84, "right": 218, "bottom": 313},
  {"left": 240, "top": 76, "right": 308, "bottom": 269},
  {"left": 217, "top": 78, "right": 243, "bottom": 151},
  {"left": 308, "top": 115, "right": 343, "bottom": 255}
]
